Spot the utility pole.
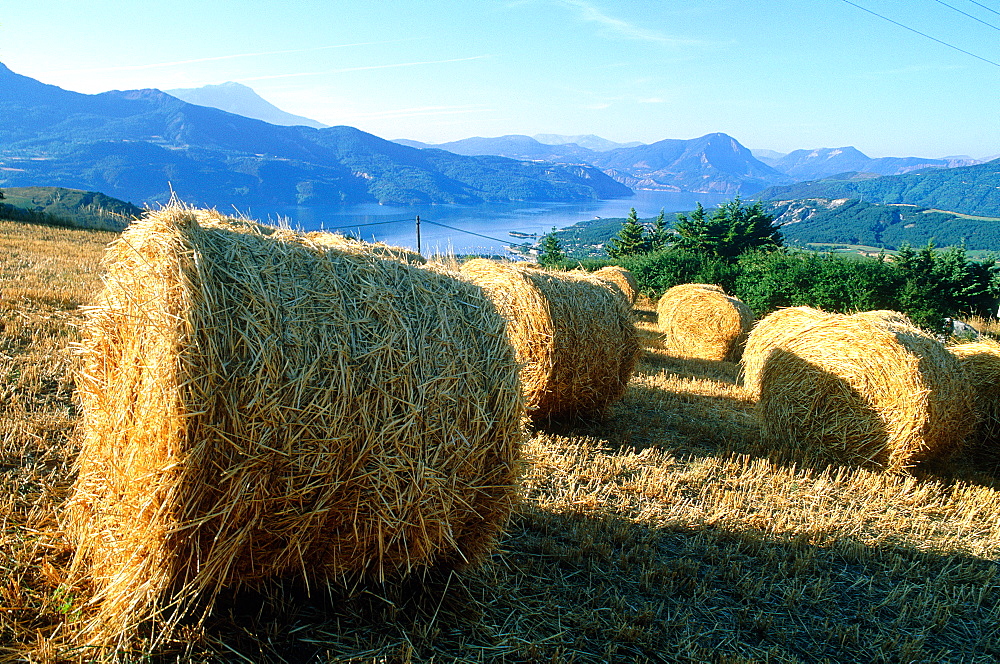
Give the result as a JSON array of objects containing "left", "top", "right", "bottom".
[{"left": 416, "top": 215, "right": 422, "bottom": 256}]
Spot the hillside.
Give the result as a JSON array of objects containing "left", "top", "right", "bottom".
[
  {"left": 758, "top": 161, "right": 1000, "bottom": 218},
  {"left": 767, "top": 198, "right": 1000, "bottom": 251},
  {"left": 0, "top": 63, "right": 630, "bottom": 207},
  {"left": 0, "top": 186, "right": 141, "bottom": 230}
]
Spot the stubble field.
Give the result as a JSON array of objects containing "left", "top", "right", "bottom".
[{"left": 1, "top": 218, "right": 998, "bottom": 662}]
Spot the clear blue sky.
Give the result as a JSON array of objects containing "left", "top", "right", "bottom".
[{"left": 2, "top": 0, "right": 998, "bottom": 158}]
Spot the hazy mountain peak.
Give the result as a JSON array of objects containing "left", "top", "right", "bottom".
[
  {"left": 533, "top": 133, "right": 644, "bottom": 151},
  {"left": 165, "top": 81, "right": 328, "bottom": 129}
]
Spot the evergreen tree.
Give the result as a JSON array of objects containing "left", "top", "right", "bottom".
[
  {"left": 538, "top": 227, "right": 565, "bottom": 266},
  {"left": 674, "top": 197, "right": 782, "bottom": 260},
  {"left": 607, "top": 208, "right": 650, "bottom": 258},
  {"left": 648, "top": 208, "right": 669, "bottom": 251}
]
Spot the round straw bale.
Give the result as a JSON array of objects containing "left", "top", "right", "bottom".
[
  {"left": 593, "top": 265, "right": 639, "bottom": 305},
  {"left": 459, "top": 259, "right": 639, "bottom": 419},
  {"left": 656, "top": 283, "right": 754, "bottom": 362},
  {"left": 851, "top": 309, "right": 915, "bottom": 327},
  {"left": 741, "top": 306, "right": 837, "bottom": 394},
  {"left": 755, "top": 313, "right": 974, "bottom": 472},
  {"left": 948, "top": 340, "right": 1000, "bottom": 462},
  {"left": 68, "top": 206, "right": 523, "bottom": 645},
  {"left": 305, "top": 230, "right": 426, "bottom": 264}
]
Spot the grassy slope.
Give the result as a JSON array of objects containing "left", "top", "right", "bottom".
[{"left": 1, "top": 220, "right": 999, "bottom": 662}]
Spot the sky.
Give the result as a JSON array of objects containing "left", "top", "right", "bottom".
[{"left": 2, "top": 0, "right": 999, "bottom": 159}]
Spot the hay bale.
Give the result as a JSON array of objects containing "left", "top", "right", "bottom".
[
  {"left": 949, "top": 340, "right": 1000, "bottom": 461},
  {"left": 593, "top": 265, "right": 639, "bottom": 305},
  {"left": 851, "top": 309, "right": 915, "bottom": 327},
  {"left": 741, "top": 306, "right": 837, "bottom": 394},
  {"left": 68, "top": 206, "right": 523, "bottom": 646},
  {"left": 305, "top": 230, "right": 426, "bottom": 264},
  {"left": 656, "top": 283, "right": 754, "bottom": 362},
  {"left": 459, "top": 259, "right": 639, "bottom": 419},
  {"left": 754, "top": 313, "right": 974, "bottom": 472}
]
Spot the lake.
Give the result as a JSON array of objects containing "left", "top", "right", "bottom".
[{"left": 238, "top": 190, "right": 732, "bottom": 256}]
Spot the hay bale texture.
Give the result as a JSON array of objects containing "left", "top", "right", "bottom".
[
  {"left": 459, "top": 259, "right": 639, "bottom": 419},
  {"left": 656, "top": 283, "right": 754, "bottom": 362},
  {"left": 746, "top": 309, "right": 974, "bottom": 471},
  {"left": 740, "top": 306, "right": 837, "bottom": 394},
  {"left": 305, "top": 230, "right": 426, "bottom": 264},
  {"left": 949, "top": 340, "right": 1000, "bottom": 461},
  {"left": 68, "top": 207, "right": 524, "bottom": 646},
  {"left": 593, "top": 265, "right": 639, "bottom": 305}
]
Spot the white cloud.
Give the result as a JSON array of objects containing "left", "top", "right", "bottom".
[{"left": 555, "top": 0, "right": 698, "bottom": 46}]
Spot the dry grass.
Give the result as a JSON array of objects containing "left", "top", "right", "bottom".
[{"left": 2, "top": 217, "right": 1000, "bottom": 663}]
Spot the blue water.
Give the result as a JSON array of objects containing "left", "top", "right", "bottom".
[{"left": 236, "top": 190, "right": 731, "bottom": 256}]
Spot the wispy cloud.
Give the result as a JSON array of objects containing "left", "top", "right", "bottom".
[
  {"left": 554, "top": 0, "right": 698, "bottom": 46},
  {"left": 234, "top": 56, "right": 493, "bottom": 82},
  {"left": 38, "top": 39, "right": 426, "bottom": 75}
]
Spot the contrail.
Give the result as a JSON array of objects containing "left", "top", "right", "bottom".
[
  {"left": 38, "top": 38, "right": 426, "bottom": 75},
  {"left": 234, "top": 55, "right": 492, "bottom": 82}
]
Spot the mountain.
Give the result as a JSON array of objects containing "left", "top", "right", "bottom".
[
  {"left": 0, "top": 185, "right": 142, "bottom": 230},
  {"left": 165, "top": 82, "right": 328, "bottom": 129},
  {"left": 766, "top": 197, "right": 1000, "bottom": 251},
  {"left": 532, "top": 134, "right": 644, "bottom": 151},
  {"left": 396, "top": 135, "right": 596, "bottom": 162},
  {"left": 765, "top": 146, "right": 981, "bottom": 181},
  {"left": 757, "top": 161, "right": 1000, "bottom": 218},
  {"left": 0, "top": 63, "right": 630, "bottom": 207},
  {"left": 749, "top": 149, "right": 788, "bottom": 166},
  {"left": 586, "top": 133, "right": 794, "bottom": 195},
  {"left": 401, "top": 132, "right": 793, "bottom": 195}
]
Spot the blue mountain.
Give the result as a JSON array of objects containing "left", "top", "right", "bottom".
[{"left": 0, "top": 63, "right": 630, "bottom": 207}]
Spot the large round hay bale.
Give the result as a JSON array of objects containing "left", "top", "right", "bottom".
[
  {"left": 656, "top": 283, "right": 754, "bottom": 362},
  {"left": 459, "top": 259, "right": 639, "bottom": 419},
  {"left": 754, "top": 314, "right": 974, "bottom": 472},
  {"left": 593, "top": 265, "right": 639, "bottom": 304},
  {"left": 949, "top": 340, "right": 1000, "bottom": 462},
  {"left": 305, "top": 230, "right": 426, "bottom": 264},
  {"left": 741, "top": 306, "right": 836, "bottom": 394},
  {"left": 68, "top": 207, "right": 523, "bottom": 646},
  {"left": 850, "top": 309, "right": 915, "bottom": 328}
]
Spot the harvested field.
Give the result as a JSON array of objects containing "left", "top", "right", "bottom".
[{"left": 2, "top": 217, "right": 1000, "bottom": 663}]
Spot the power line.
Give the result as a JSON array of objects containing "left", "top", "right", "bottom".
[
  {"left": 419, "top": 219, "right": 515, "bottom": 246},
  {"left": 966, "top": 0, "right": 1000, "bottom": 19},
  {"left": 838, "top": 0, "right": 1000, "bottom": 68},
  {"left": 318, "top": 217, "right": 413, "bottom": 231},
  {"left": 930, "top": 0, "right": 1000, "bottom": 32}
]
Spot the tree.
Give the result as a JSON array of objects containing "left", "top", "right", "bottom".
[
  {"left": 607, "top": 208, "right": 650, "bottom": 258},
  {"left": 648, "top": 208, "right": 669, "bottom": 251},
  {"left": 674, "top": 197, "right": 782, "bottom": 260},
  {"left": 538, "top": 227, "right": 565, "bottom": 267}
]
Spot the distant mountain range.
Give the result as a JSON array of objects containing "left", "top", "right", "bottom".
[
  {"left": 165, "top": 82, "right": 329, "bottom": 129},
  {"left": 752, "top": 146, "right": 981, "bottom": 181},
  {"left": 397, "top": 132, "right": 795, "bottom": 195},
  {"left": 0, "top": 63, "right": 629, "bottom": 207}
]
